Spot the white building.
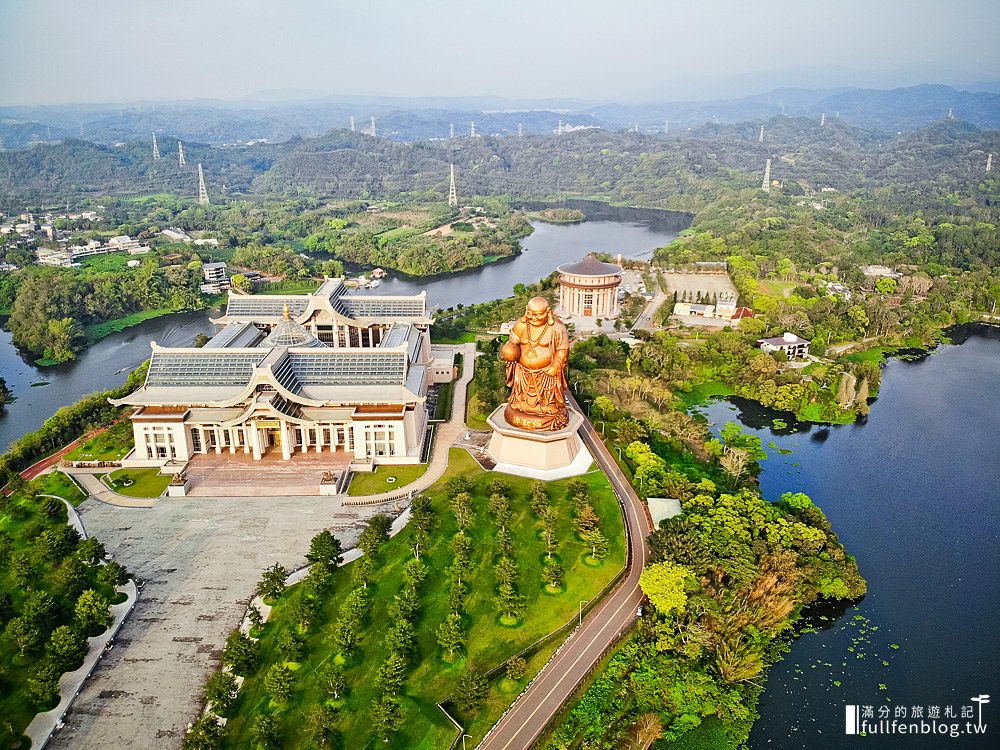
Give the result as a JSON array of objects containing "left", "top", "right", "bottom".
[
  {"left": 758, "top": 332, "right": 811, "bottom": 359},
  {"left": 556, "top": 254, "right": 623, "bottom": 318},
  {"left": 111, "top": 279, "right": 446, "bottom": 468}
]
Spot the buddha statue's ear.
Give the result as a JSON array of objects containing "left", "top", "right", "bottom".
[{"left": 547, "top": 309, "right": 555, "bottom": 325}]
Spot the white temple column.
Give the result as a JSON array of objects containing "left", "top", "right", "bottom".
[
  {"left": 280, "top": 422, "right": 291, "bottom": 460},
  {"left": 352, "top": 423, "right": 367, "bottom": 461},
  {"left": 315, "top": 426, "right": 324, "bottom": 453},
  {"left": 228, "top": 428, "right": 236, "bottom": 453},
  {"left": 214, "top": 427, "right": 223, "bottom": 454},
  {"left": 250, "top": 426, "right": 262, "bottom": 460},
  {"left": 300, "top": 427, "right": 308, "bottom": 453}
]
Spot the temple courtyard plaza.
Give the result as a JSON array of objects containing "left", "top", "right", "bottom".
[{"left": 47, "top": 494, "right": 383, "bottom": 750}]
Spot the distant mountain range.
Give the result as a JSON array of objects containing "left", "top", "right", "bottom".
[{"left": 0, "top": 84, "right": 998, "bottom": 152}]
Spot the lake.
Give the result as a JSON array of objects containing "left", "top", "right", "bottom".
[
  {"left": 694, "top": 326, "right": 1000, "bottom": 749},
  {"left": 0, "top": 203, "right": 686, "bottom": 450}
]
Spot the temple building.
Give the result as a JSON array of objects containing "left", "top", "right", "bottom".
[
  {"left": 111, "top": 279, "right": 444, "bottom": 468},
  {"left": 556, "top": 254, "right": 623, "bottom": 318}
]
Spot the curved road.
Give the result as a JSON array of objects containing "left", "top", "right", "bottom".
[{"left": 477, "top": 397, "right": 650, "bottom": 750}]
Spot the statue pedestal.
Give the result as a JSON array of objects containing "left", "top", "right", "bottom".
[{"left": 486, "top": 406, "right": 593, "bottom": 480}]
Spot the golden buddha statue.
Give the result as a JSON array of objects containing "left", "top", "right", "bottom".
[{"left": 500, "top": 296, "right": 570, "bottom": 431}]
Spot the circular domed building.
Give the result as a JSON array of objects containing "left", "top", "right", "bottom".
[{"left": 556, "top": 254, "right": 623, "bottom": 318}]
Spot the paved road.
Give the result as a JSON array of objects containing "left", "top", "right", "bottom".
[
  {"left": 631, "top": 293, "right": 668, "bottom": 331},
  {"left": 477, "top": 396, "right": 650, "bottom": 750}
]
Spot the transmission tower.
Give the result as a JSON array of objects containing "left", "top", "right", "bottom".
[
  {"left": 820, "top": 113, "right": 826, "bottom": 127},
  {"left": 987, "top": 153, "right": 993, "bottom": 172},
  {"left": 664, "top": 120, "right": 669, "bottom": 134},
  {"left": 152, "top": 132, "right": 161, "bottom": 160},
  {"left": 761, "top": 159, "right": 771, "bottom": 192},
  {"left": 197, "top": 163, "right": 210, "bottom": 206},
  {"left": 469, "top": 120, "right": 476, "bottom": 138},
  {"left": 517, "top": 123, "right": 523, "bottom": 138},
  {"left": 448, "top": 164, "right": 458, "bottom": 207},
  {"left": 759, "top": 125, "right": 764, "bottom": 143},
  {"left": 370, "top": 116, "right": 376, "bottom": 137},
  {"left": 449, "top": 123, "right": 455, "bottom": 139},
  {"left": 178, "top": 142, "right": 186, "bottom": 166},
  {"left": 350, "top": 116, "right": 355, "bottom": 132}
]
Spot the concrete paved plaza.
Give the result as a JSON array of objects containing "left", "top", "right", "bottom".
[{"left": 47, "top": 494, "right": 393, "bottom": 750}]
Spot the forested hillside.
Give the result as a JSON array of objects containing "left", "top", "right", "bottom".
[{"left": 3, "top": 117, "right": 999, "bottom": 216}]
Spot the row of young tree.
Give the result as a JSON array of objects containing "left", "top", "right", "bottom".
[{"left": 0, "top": 480, "right": 126, "bottom": 745}]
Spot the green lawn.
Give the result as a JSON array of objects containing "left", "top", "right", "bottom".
[
  {"left": 64, "top": 421, "right": 135, "bottom": 462},
  {"left": 757, "top": 279, "right": 797, "bottom": 298},
  {"left": 33, "top": 471, "right": 88, "bottom": 507},
  {"left": 104, "top": 468, "right": 169, "bottom": 498},
  {"left": 465, "top": 389, "right": 492, "bottom": 430},
  {"left": 347, "top": 464, "right": 429, "bottom": 497},
  {"left": 223, "top": 450, "right": 626, "bottom": 749},
  {"left": 842, "top": 346, "right": 892, "bottom": 364}
]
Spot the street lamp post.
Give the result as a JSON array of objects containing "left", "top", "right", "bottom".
[
  {"left": 463, "top": 734, "right": 472, "bottom": 750},
  {"left": 579, "top": 599, "right": 589, "bottom": 626}
]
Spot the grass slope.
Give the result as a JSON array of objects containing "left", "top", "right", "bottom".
[{"left": 222, "top": 449, "right": 625, "bottom": 749}]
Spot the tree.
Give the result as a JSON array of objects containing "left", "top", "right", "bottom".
[
  {"left": 436, "top": 612, "right": 466, "bottom": 658},
  {"left": 306, "top": 530, "right": 344, "bottom": 573},
  {"left": 247, "top": 605, "right": 264, "bottom": 633},
  {"left": 358, "top": 514, "right": 391, "bottom": 557},
  {"left": 204, "top": 670, "right": 239, "bottom": 717},
  {"left": 263, "top": 663, "right": 294, "bottom": 703},
  {"left": 306, "top": 703, "right": 340, "bottom": 749},
  {"left": 505, "top": 655, "right": 526, "bottom": 681},
  {"left": 383, "top": 619, "right": 417, "bottom": 658},
  {"left": 450, "top": 492, "right": 474, "bottom": 533},
  {"left": 454, "top": 669, "right": 488, "bottom": 713},
  {"left": 75, "top": 537, "right": 107, "bottom": 565},
  {"left": 632, "top": 712, "right": 664, "bottom": 750},
  {"left": 230, "top": 273, "right": 252, "bottom": 293},
  {"left": 573, "top": 503, "right": 601, "bottom": 535},
  {"left": 222, "top": 629, "right": 258, "bottom": 676},
  {"left": 250, "top": 713, "right": 282, "bottom": 750},
  {"left": 255, "top": 562, "right": 288, "bottom": 602},
  {"left": 371, "top": 696, "right": 404, "bottom": 743},
  {"left": 351, "top": 553, "right": 376, "bottom": 590},
  {"left": 182, "top": 715, "right": 226, "bottom": 750},
  {"left": 542, "top": 559, "right": 565, "bottom": 589},
  {"left": 277, "top": 628, "right": 305, "bottom": 662},
  {"left": 74, "top": 589, "right": 111, "bottom": 634},
  {"left": 26, "top": 661, "right": 61, "bottom": 705},
  {"left": 46, "top": 624, "right": 88, "bottom": 670},
  {"left": 583, "top": 528, "right": 609, "bottom": 560},
  {"left": 319, "top": 661, "right": 346, "bottom": 700},
  {"left": 375, "top": 651, "right": 408, "bottom": 696},
  {"left": 5, "top": 616, "right": 42, "bottom": 655},
  {"left": 639, "top": 562, "right": 690, "bottom": 617},
  {"left": 97, "top": 560, "right": 129, "bottom": 587}
]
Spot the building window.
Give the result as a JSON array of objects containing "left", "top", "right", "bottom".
[{"left": 191, "top": 429, "right": 202, "bottom": 452}]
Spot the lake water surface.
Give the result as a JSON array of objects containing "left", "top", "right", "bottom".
[{"left": 695, "top": 327, "right": 1000, "bottom": 749}]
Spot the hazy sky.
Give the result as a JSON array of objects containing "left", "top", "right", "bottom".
[{"left": 2, "top": 0, "right": 999, "bottom": 106}]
